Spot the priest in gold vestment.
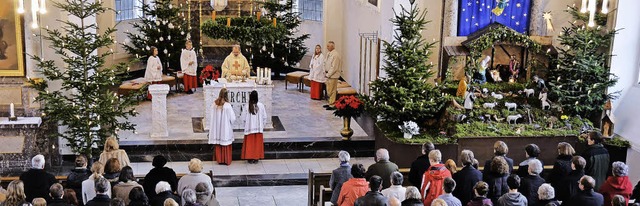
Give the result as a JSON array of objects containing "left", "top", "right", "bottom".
[{"left": 221, "top": 45, "right": 250, "bottom": 79}]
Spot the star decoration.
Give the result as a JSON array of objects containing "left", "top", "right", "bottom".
[
  {"left": 543, "top": 12, "right": 552, "bottom": 20},
  {"left": 487, "top": 5, "right": 491, "bottom": 9},
  {"left": 472, "top": 16, "right": 475, "bottom": 19},
  {"left": 476, "top": 1, "right": 479, "bottom": 3},
  {"left": 475, "top": 23, "right": 479, "bottom": 26},
  {"left": 516, "top": 21, "right": 520, "bottom": 26},
  {"left": 511, "top": 16, "right": 515, "bottom": 19},
  {"left": 480, "top": 8, "right": 483, "bottom": 11},
  {"left": 481, "top": 3, "right": 485, "bottom": 6},
  {"left": 466, "top": 18, "right": 469, "bottom": 22},
  {"left": 462, "top": 8, "right": 466, "bottom": 12},
  {"left": 468, "top": 2, "right": 472, "bottom": 6},
  {"left": 523, "top": 13, "right": 527, "bottom": 17},
  {"left": 516, "top": 3, "right": 521, "bottom": 8}
]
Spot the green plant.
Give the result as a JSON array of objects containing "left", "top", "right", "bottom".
[
  {"left": 28, "top": 0, "right": 140, "bottom": 157},
  {"left": 604, "top": 137, "right": 631, "bottom": 148}
]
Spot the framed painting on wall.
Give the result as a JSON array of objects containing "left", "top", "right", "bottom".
[{"left": 0, "top": 0, "right": 25, "bottom": 76}]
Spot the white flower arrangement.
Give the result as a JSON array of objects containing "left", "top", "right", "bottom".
[{"left": 399, "top": 121, "right": 420, "bottom": 135}]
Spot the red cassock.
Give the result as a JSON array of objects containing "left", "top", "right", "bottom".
[
  {"left": 241, "top": 133, "right": 264, "bottom": 160},
  {"left": 183, "top": 74, "right": 198, "bottom": 92},
  {"left": 310, "top": 81, "right": 323, "bottom": 100},
  {"left": 147, "top": 81, "right": 159, "bottom": 100},
  {"left": 214, "top": 145, "right": 232, "bottom": 165}
]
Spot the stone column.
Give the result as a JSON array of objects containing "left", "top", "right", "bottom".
[
  {"left": 529, "top": 0, "right": 545, "bottom": 36},
  {"left": 149, "top": 84, "right": 170, "bottom": 138},
  {"left": 443, "top": 0, "right": 459, "bottom": 37},
  {"left": 203, "top": 84, "right": 217, "bottom": 131}
]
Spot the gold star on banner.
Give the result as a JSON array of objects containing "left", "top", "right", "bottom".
[
  {"left": 517, "top": 3, "right": 521, "bottom": 7},
  {"left": 468, "top": 2, "right": 472, "bottom": 6}
]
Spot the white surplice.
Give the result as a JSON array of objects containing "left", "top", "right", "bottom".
[
  {"left": 309, "top": 53, "right": 326, "bottom": 83},
  {"left": 144, "top": 56, "right": 163, "bottom": 82},
  {"left": 243, "top": 102, "right": 267, "bottom": 135},
  {"left": 208, "top": 102, "right": 236, "bottom": 146},
  {"left": 180, "top": 48, "right": 198, "bottom": 76}
]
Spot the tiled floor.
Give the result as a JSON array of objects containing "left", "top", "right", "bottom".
[
  {"left": 215, "top": 186, "right": 307, "bottom": 206},
  {"left": 128, "top": 157, "right": 376, "bottom": 176},
  {"left": 118, "top": 80, "right": 368, "bottom": 143}
]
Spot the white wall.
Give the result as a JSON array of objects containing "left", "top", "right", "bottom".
[
  {"left": 609, "top": 0, "right": 640, "bottom": 184},
  {"left": 298, "top": 20, "right": 323, "bottom": 69}
]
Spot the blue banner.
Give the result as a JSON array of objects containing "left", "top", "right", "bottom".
[{"left": 458, "top": 0, "right": 531, "bottom": 36}]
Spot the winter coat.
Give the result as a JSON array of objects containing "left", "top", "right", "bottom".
[
  {"left": 85, "top": 194, "right": 111, "bottom": 206},
  {"left": 561, "top": 189, "right": 604, "bottom": 206},
  {"left": 365, "top": 160, "right": 399, "bottom": 189},
  {"left": 47, "top": 198, "right": 73, "bottom": 206},
  {"left": 484, "top": 172, "right": 509, "bottom": 204},
  {"left": 337, "top": 178, "right": 369, "bottom": 206},
  {"left": 112, "top": 181, "right": 143, "bottom": 205},
  {"left": 354, "top": 191, "right": 388, "bottom": 206},
  {"left": 581, "top": 144, "right": 609, "bottom": 189},
  {"left": 497, "top": 192, "right": 528, "bottom": 206},
  {"left": 519, "top": 175, "right": 545, "bottom": 206},
  {"left": 408, "top": 154, "right": 430, "bottom": 188},
  {"left": 632, "top": 180, "right": 640, "bottom": 201},
  {"left": 19, "top": 169, "right": 58, "bottom": 202},
  {"left": 467, "top": 196, "right": 493, "bottom": 206},
  {"left": 453, "top": 165, "right": 483, "bottom": 205},
  {"left": 150, "top": 191, "right": 180, "bottom": 206},
  {"left": 483, "top": 156, "right": 514, "bottom": 178},
  {"left": 516, "top": 158, "right": 543, "bottom": 178},
  {"left": 421, "top": 164, "right": 453, "bottom": 206},
  {"left": 555, "top": 169, "right": 584, "bottom": 202},
  {"left": 401, "top": 198, "right": 423, "bottom": 206},
  {"left": 143, "top": 167, "right": 178, "bottom": 199},
  {"left": 547, "top": 155, "right": 573, "bottom": 191},
  {"left": 330, "top": 164, "right": 352, "bottom": 204},
  {"left": 599, "top": 176, "right": 633, "bottom": 206}
]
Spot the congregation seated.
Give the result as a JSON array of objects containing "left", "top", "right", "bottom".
[
  {"left": 98, "top": 137, "right": 131, "bottom": 169},
  {"left": 452, "top": 150, "right": 482, "bottom": 205},
  {"left": 194, "top": 183, "right": 219, "bottom": 206},
  {"left": 143, "top": 156, "right": 178, "bottom": 200},
  {"left": 484, "top": 156, "right": 510, "bottom": 203},
  {"left": 400, "top": 186, "right": 422, "bottom": 206},
  {"left": 537, "top": 183, "right": 560, "bottom": 206},
  {"left": 103, "top": 159, "right": 121, "bottom": 186},
  {"left": 82, "top": 162, "right": 112, "bottom": 205},
  {"left": 65, "top": 155, "right": 90, "bottom": 205},
  {"left": 519, "top": 159, "right": 545, "bottom": 205},
  {"left": 85, "top": 178, "right": 111, "bottom": 206},
  {"left": 329, "top": 151, "right": 353, "bottom": 205},
  {"left": 600, "top": 161, "right": 633, "bottom": 206},
  {"left": 20, "top": 155, "right": 57, "bottom": 202},
  {"left": 381, "top": 172, "right": 405, "bottom": 202},
  {"left": 177, "top": 159, "right": 213, "bottom": 199},
  {"left": 337, "top": 164, "right": 368, "bottom": 206},
  {"left": 150, "top": 182, "right": 179, "bottom": 206},
  {"left": 354, "top": 176, "right": 387, "bottom": 206},
  {"left": 365, "top": 148, "right": 399, "bottom": 189},
  {"left": 180, "top": 189, "right": 201, "bottom": 206},
  {"left": 483, "top": 141, "right": 514, "bottom": 178},
  {"left": 48, "top": 183, "right": 72, "bottom": 206},
  {"left": 112, "top": 166, "right": 142, "bottom": 205},
  {"left": 126, "top": 187, "right": 148, "bottom": 206},
  {"left": 516, "top": 144, "right": 543, "bottom": 178}
]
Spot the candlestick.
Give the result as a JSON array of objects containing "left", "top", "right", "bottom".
[
  {"left": 580, "top": 0, "right": 587, "bottom": 13},
  {"left": 601, "top": 0, "right": 609, "bottom": 14},
  {"left": 238, "top": 3, "right": 241, "bottom": 17},
  {"left": 272, "top": 18, "right": 276, "bottom": 27},
  {"left": 258, "top": 67, "right": 262, "bottom": 83},
  {"left": 227, "top": 17, "right": 231, "bottom": 27},
  {"left": 587, "top": 0, "right": 596, "bottom": 27},
  {"left": 10, "top": 103, "right": 15, "bottom": 117}
]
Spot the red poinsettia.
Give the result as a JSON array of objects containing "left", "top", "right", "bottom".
[
  {"left": 334, "top": 95, "right": 364, "bottom": 118},
  {"left": 200, "top": 65, "right": 220, "bottom": 84}
]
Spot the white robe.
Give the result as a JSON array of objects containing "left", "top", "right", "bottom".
[
  {"left": 464, "top": 91, "right": 475, "bottom": 110},
  {"left": 243, "top": 102, "right": 267, "bottom": 135},
  {"left": 221, "top": 53, "right": 250, "bottom": 78},
  {"left": 144, "top": 56, "right": 163, "bottom": 82},
  {"left": 309, "top": 53, "right": 326, "bottom": 83},
  {"left": 208, "top": 102, "right": 236, "bottom": 146},
  {"left": 180, "top": 49, "right": 198, "bottom": 76}
]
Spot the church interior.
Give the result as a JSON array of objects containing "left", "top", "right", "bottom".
[{"left": 2, "top": 0, "right": 640, "bottom": 205}]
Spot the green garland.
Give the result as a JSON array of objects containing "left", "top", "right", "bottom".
[{"left": 465, "top": 26, "right": 545, "bottom": 73}]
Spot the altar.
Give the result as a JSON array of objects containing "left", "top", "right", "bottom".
[{"left": 203, "top": 80, "right": 274, "bottom": 130}]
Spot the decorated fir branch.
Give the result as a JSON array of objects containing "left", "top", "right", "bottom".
[
  {"left": 547, "top": 6, "right": 618, "bottom": 120},
  {"left": 28, "top": 0, "right": 140, "bottom": 158},
  {"left": 124, "top": 0, "right": 189, "bottom": 73},
  {"left": 364, "top": 1, "right": 446, "bottom": 125},
  {"left": 201, "top": 0, "right": 308, "bottom": 75}
]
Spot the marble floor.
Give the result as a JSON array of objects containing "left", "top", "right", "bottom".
[
  {"left": 216, "top": 185, "right": 307, "bottom": 206},
  {"left": 118, "top": 80, "right": 368, "bottom": 144}
]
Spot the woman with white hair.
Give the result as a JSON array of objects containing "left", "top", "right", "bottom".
[
  {"left": 600, "top": 161, "right": 633, "bottom": 206},
  {"left": 537, "top": 183, "right": 559, "bottom": 206},
  {"left": 519, "top": 159, "right": 544, "bottom": 206},
  {"left": 400, "top": 186, "right": 422, "bottom": 206},
  {"left": 329, "top": 151, "right": 352, "bottom": 205},
  {"left": 150, "top": 182, "right": 180, "bottom": 206},
  {"left": 181, "top": 189, "right": 202, "bottom": 206},
  {"left": 177, "top": 159, "right": 214, "bottom": 197}
]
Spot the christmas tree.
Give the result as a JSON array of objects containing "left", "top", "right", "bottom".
[
  {"left": 365, "top": 2, "right": 446, "bottom": 124},
  {"left": 548, "top": 7, "right": 618, "bottom": 120},
  {"left": 201, "top": 0, "right": 308, "bottom": 76},
  {"left": 28, "top": 0, "right": 139, "bottom": 158},
  {"left": 124, "top": 0, "right": 189, "bottom": 73}
]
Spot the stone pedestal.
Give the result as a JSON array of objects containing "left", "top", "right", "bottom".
[
  {"left": 149, "top": 84, "right": 170, "bottom": 138},
  {"left": 0, "top": 117, "right": 57, "bottom": 175},
  {"left": 203, "top": 81, "right": 274, "bottom": 130}
]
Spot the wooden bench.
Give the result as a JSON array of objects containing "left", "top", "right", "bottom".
[
  {"left": 118, "top": 77, "right": 148, "bottom": 98},
  {"left": 158, "top": 75, "right": 177, "bottom": 91},
  {"left": 285, "top": 71, "right": 310, "bottom": 92}
]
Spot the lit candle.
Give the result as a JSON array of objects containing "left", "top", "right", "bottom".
[
  {"left": 10, "top": 103, "right": 15, "bottom": 117},
  {"left": 18, "top": 0, "right": 25, "bottom": 13},
  {"left": 272, "top": 18, "right": 276, "bottom": 27},
  {"left": 257, "top": 67, "right": 262, "bottom": 83},
  {"left": 587, "top": 0, "right": 596, "bottom": 27},
  {"left": 267, "top": 68, "right": 271, "bottom": 80},
  {"left": 39, "top": 0, "right": 46, "bottom": 14},
  {"left": 250, "top": 0, "right": 253, "bottom": 15},
  {"left": 580, "top": 0, "right": 588, "bottom": 13},
  {"left": 601, "top": 0, "right": 609, "bottom": 14},
  {"left": 226, "top": 17, "right": 231, "bottom": 27},
  {"left": 238, "top": 4, "right": 241, "bottom": 17}
]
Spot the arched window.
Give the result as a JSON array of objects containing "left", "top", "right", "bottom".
[{"left": 458, "top": 0, "right": 531, "bottom": 36}]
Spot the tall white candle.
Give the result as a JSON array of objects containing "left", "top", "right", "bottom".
[
  {"left": 18, "top": 0, "right": 25, "bottom": 13},
  {"left": 580, "top": 0, "right": 588, "bottom": 13},
  {"left": 587, "top": 0, "right": 596, "bottom": 27},
  {"left": 10, "top": 103, "right": 15, "bottom": 117},
  {"left": 258, "top": 67, "right": 263, "bottom": 83},
  {"left": 31, "top": 0, "right": 39, "bottom": 28},
  {"left": 601, "top": 0, "right": 609, "bottom": 14},
  {"left": 267, "top": 68, "right": 271, "bottom": 81}
]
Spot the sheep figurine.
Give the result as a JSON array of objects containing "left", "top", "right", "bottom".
[
  {"left": 491, "top": 92, "right": 504, "bottom": 100},
  {"left": 505, "top": 102, "right": 518, "bottom": 111},
  {"left": 482, "top": 88, "right": 489, "bottom": 94},
  {"left": 522, "top": 88, "right": 535, "bottom": 97},
  {"left": 507, "top": 114, "right": 522, "bottom": 124},
  {"left": 483, "top": 102, "right": 498, "bottom": 109}
]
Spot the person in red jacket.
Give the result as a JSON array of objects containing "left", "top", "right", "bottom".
[
  {"left": 421, "top": 149, "right": 452, "bottom": 206},
  {"left": 337, "top": 164, "right": 369, "bottom": 206},
  {"left": 600, "top": 161, "right": 633, "bottom": 206}
]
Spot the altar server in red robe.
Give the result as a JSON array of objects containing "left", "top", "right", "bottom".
[
  {"left": 241, "top": 90, "right": 267, "bottom": 164},
  {"left": 180, "top": 40, "right": 198, "bottom": 94},
  {"left": 208, "top": 88, "right": 236, "bottom": 165},
  {"left": 309, "top": 45, "right": 326, "bottom": 100}
]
